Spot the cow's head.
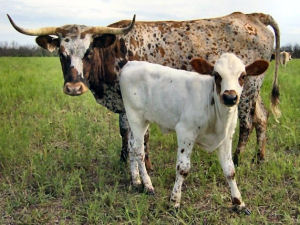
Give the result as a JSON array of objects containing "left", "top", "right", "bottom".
[
  {"left": 7, "top": 14, "right": 135, "bottom": 96},
  {"left": 191, "top": 53, "right": 269, "bottom": 107}
]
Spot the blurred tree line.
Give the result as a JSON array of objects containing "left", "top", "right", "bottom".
[
  {"left": 1, "top": 41, "right": 300, "bottom": 58},
  {"left": 0, "top": 41, "right": 57, "bottom": 57},
  {"left": 280, "top": 44, "right": 300, "bottom": 58}
]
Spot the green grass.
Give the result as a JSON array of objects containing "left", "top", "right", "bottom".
[{"left": 0, "top": 57, "right": 299, "bottom": 224}]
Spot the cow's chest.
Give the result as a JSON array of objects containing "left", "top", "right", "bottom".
[{"left": 93, "top": 82, "right": 125, "bottom": 113}]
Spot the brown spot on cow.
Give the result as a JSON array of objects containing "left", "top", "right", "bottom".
[
  {"left": 180, "top": 170, "right": 188, "bottom": 177},
  {"left": 60, "top": 45, "right": 66, "bottom": 53},
  {"left": 232, "top": 197, "right": 242, "bottom": 205},
  {"left": 181, "top": 65, "right": 187, "bottom": 70},
  {"left": 214, "top": 72, "right": 222, "bottom": 95},
  {"left": 227, "top": 171, "right": 235, "bottom": 180},
  {"left": 159, "top": 47, "right": 165, "bottom": 57}
]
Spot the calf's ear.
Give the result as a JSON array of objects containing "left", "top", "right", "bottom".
[
  {"left": 36, "top": 35, "right": 59, "bottom": 52},
  {"left": 190, "top": 58, "right": 214, "bottom": 75},
  {"left": 246, "top": 60, "right": 269, "bottom": 76}
]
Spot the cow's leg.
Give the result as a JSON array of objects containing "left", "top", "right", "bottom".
[
  {"left": 170, "top": 124, "right": 196, "bottom": 208},
  {"left": 234, "top": 78, "right": 262, "bottom": 166},
  {"left": 144, "top": 129, "right": 153, "bottom": 171},
  {"left": 253, "top": 95, "right": 269, "bottom": 162},
  {"left": 234, "top": 114, "right": 254, "bottom": 166},
  {"left": 119, "top": 113, "right": 153, "bottom": 171},
  {"left": 119, "top": 113, "right": 130, "bottom": 163},
  {"left": 217, "top": 139, "right": 250, "bottom": 215}
]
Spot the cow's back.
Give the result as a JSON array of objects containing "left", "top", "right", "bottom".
[{"left": 111, "top": 12, "right": 274, "bottom": 69}]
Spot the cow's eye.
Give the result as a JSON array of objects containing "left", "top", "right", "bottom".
[
  {"left": 214, "top": 72, "right": 222, "bottom": 81},
  {"left": 83, "top": 48, "right": 93, "bottom": 59}
]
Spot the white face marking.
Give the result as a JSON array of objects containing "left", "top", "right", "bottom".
[
  {"left": 60, "top": 33, "right": 93, "bottom": 78},
  {"left": 214, "top": 53, "right": 245, "bottom": 96}
]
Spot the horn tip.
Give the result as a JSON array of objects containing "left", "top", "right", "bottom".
[{"left": 7, "top": 14, "right": 12, "bottom": 21}]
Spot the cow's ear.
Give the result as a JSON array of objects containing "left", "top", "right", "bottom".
[
  {"left": 190, "top": 58, "right": 214, "bottom": 75},
  {"left": 246, "top": 60, "right": 269, "bottom": 76},
  {"left": 36, "top": 35, "right": 59, "bottom": 52},
  {"left": 93, "top": 34, "right": 116, "bottom": 48}
]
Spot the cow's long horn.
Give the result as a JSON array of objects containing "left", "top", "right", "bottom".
[
  {"left": 7, "top": 14, "right": 58, "bottom": 36},
  {"left": 88, "top": 15, "right": 136, "bottom": 35}
]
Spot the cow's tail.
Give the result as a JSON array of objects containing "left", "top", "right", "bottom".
[{"left": 257, "top": 13, "right": 281, "bottom": 121}]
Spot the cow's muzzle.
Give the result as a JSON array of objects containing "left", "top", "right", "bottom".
[
  {"left": 222, "top": 90, "right": 238, "bottom": 107},
  {"left": 64, "top": 82, "right": 88, "bottom": 96}
]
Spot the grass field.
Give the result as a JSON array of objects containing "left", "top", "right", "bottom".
[{"left": 0, "top": 57, "right": 299, "bottom": 224}]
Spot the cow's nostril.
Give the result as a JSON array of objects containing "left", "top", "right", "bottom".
[
  {"left": 66, "top": 85, "right": 71, "bottom": 93},
  {"left": 78, "top": 84, "right": 83, "bottom": 92}
]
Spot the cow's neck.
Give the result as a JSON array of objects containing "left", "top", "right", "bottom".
[{"left": 87, "top": 42, "right": 128, "bottom": 113}]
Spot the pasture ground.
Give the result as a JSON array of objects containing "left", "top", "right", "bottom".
[{"left": 0, "top": 57, "right": 299, "bottom": 224}]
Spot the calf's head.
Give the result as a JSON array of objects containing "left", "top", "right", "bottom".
[
  {"left": 7, "top": 14, "right": 135, "bottom": 96},
  {"left": 191, "top": 53, "right": 269, "bottom": 107}
]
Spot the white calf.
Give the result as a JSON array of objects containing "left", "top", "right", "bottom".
[{"left": 120, "top": 53, "right": 269, "bottom": 212}]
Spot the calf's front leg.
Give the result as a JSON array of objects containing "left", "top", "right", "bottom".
[
  {"left": 119, "top": 113, "right": 153, "bottom": 170},
  {"left": 217, "top": 138, "right": 251, "bottom": 215},
  {"left": 170, "top": 126, "right": 196, "bottom": 208}
]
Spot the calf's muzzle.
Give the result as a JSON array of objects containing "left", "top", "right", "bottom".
[{"left": 222, "top": 90, "right": 238, "bottom": 107}]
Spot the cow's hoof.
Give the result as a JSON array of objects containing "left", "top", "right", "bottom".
[
  {"left": 145, "top": 160, "right": 154, "bottom": 172},
  {"left": 252, "top": 154, "right": 264, "bottom": 164}
]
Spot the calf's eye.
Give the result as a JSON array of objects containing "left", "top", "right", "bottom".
[{"left": 238, "top": 73, "right": 246, "bottom": 86}]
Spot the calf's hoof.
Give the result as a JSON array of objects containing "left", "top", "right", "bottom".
[
  {"left": 132, "top": 178, "right": 142, "bottom": 190},
  {"left": 132, "top": 183, "right": 143, "bottom": 192},
  {"left": 232, "top": 205, "right": 251, "bottom": 215},
  {"left": 244, "top": 208, "right": 251, "bottom": 215},
  {"left": 145, "top": 187, "right": 155, "bottom": 195},
  {"left": 170, "top": 197, "right": 181, "bottom": 209}
]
